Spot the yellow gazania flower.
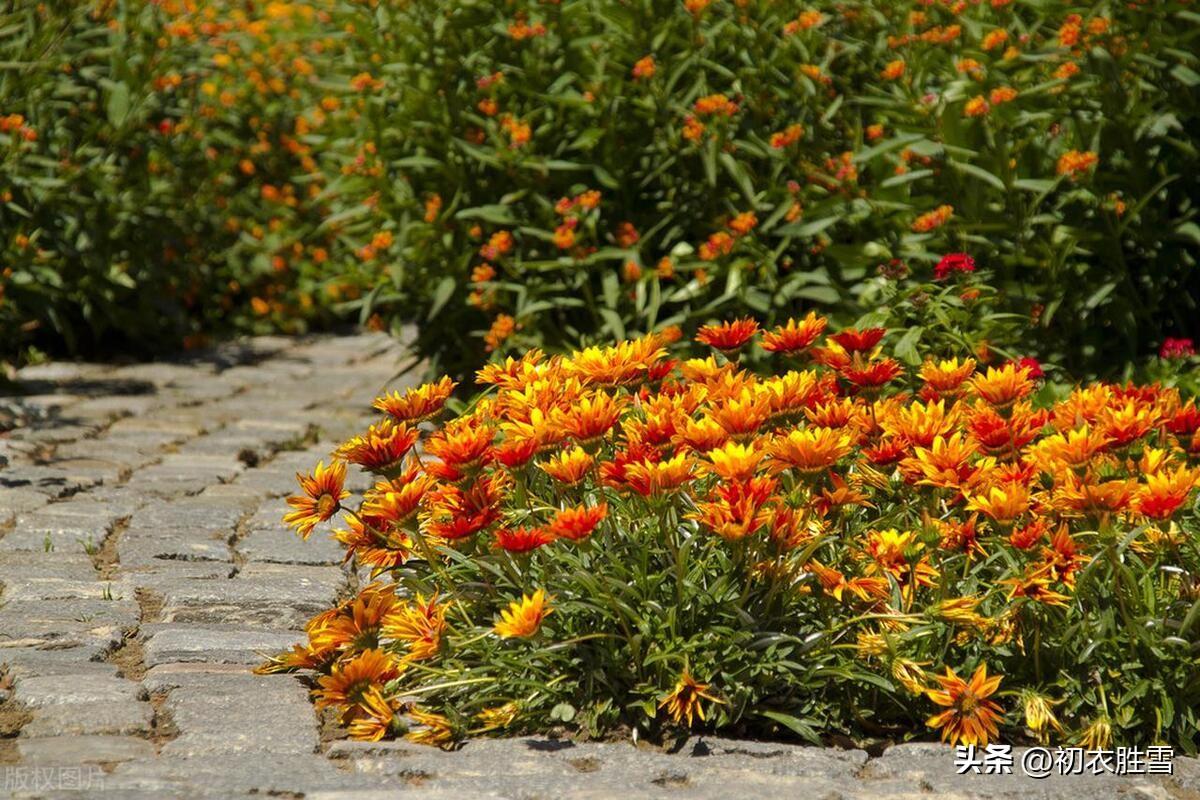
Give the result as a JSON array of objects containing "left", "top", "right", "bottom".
[
  {"left": 1021, "top": 690, "right": 1063, "bottom": 741},
  {"left": 283, "top": 460, "right": 350, "bottom": 538},
  {"left": 905, "top": 433, "right": 980, "bottom": 490},
  {"left": 475, "top": 702, "right": 520, "bottom": 732},
  {"left": 704, "top": 440, "right": 763, "bottom": 482},
  {"left": 919, "top": 357, "right": 976, "bottom": 394},
  {"left": 926, "top": 664, "right": 1004, "bottom": 746},
  {"left": 494, "top": 589, "right": 552, "bottom": 638},
  {"left": 1079, "top": 715, "right": 1112, "bottom": 751},
  {"left": 1026, "top": 425, "right": 1111, "bottom": 471},
  {"left": 623, "top": 452, "right": 696, "bottom": 496},
  {"left": 373, "top": 376, "right": 456, "bottom": 423},
  {"left": 347, "top": 686, "right": 400, "bottom": 742},
  {"left": 405, "top": 706, "right": 456, "bottom": 748},
  {"left": 965, "top": 482, "right": 1031, "bottom": 524},
  {"left": 936, "top": 596, "right": 987, "bottom": 628},
  {"left": 659, "top": 670, "right": 724, "bottom": 727},
  {"left": 766, "top": 427, "right": 852, "bottom": 473},
  {"left": 382, "top": 593, "right": 449, "bottom": 662},
  {"left": 538, "top": 446, "right": 595, "bottom": 485},
  {"left": 969, "top": 363, "right": 1035, "bottom": 408},
  {"left": 335, "top": 419, "right": 420, "bottom": 472},
  {"left": 892, "top": 659, "right": 930, "bottom": 696},
  {"left": 882, "top": 398, "right": 959, "bottom": 447}
]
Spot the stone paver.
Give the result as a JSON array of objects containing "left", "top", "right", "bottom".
[{"left": 2, "top": 331, "right": 1197, "bottom": 799}]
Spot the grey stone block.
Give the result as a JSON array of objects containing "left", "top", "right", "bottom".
[
  {"left": 21, "top": 700, "right": 153, "bottom": 737},
  {"left": 142, "top": 625, "right": 303, "bottom": 666},
  {"left": 17, "top": 734, "right": 155, "bottom": 764},
  {"left": 14, "top": 675, "right": 145, "bottom": 707}
]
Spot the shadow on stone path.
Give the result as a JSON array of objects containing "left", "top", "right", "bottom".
[{"left": 0, "top": 334, "right": 1197, "bottom": 799}]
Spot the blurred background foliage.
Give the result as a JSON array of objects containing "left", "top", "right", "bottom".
[{"left": 1, "top": 0, "right": 1197, "bottom": 381}]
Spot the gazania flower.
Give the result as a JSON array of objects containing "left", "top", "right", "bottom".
[
  {"left": 624, "top": 452, "right": 696, "bottom": 496},
  {"left": 659, "top": 670, "right": 723, "bottom": 727},
  {"left": 346, "top": 686, "right": 400, "bottom": 741},
  {"left": 704, "top": 441, "right": 762, "bottom": 482},
  {"left": 696, "top": 318, "right": 759, "bottom": 352},
  {"left": 539, "top": 446, "right": 594, "bottom": 485},
  {"left": 999, "top": 570, "right": 1071, "bottom": 607},
  {"left": 760, "top": 312, "right": 827, "bottom": 354},
  {"left": 841, "top": 355, "right": 903, "bottom": 390},
  {"left": 494, "top": 525, "right": 556, "bottom": 553},
  {"left": 284, "top": 460, "right": 350, "bottom": 538},
  {"left": 830, "top": 327, "right": 885, "bottom": 353},
  {"left": 336, "top": 420, "right": 420, "bottom": 472},
  {"left": 548, "top": 503, "right": 607, "bottom": 541},
  {"left": 969, "top": 363, "right": 1035, "bottom": 408},
  {"left": 906, "top": 433, "right": 980, "bottom": 490},
  {"left": 708, "top": 390, "right": 771, "bottom": 440},
  {"left": 966, "top": 482, "right": 1032, "bottom": 524},
  {"left": 314, "top": 649, "right": 403, "bottom": 713},
  {"left": 1021, "top": 691, "right": 1063, "bottom": 741},
  {"left": 1136, "top": 465, "right": 1200, "bottom": 519},
  {"left": 405, "top": 706, "right": 456, "bottom": 748},
  {"left": 421, "top": 475, "right": 505, "bottom": 540},
  {"left": 925, "top": 664, "right": 1004, "bottom": 746},
  {"left": 494, "top": 589, "right": 552, "bottom": 638},
  {"left": 556, "top": 391, "right": 624, "bottom": 444},
  {"left": 374, "top": 377, "right": 456, "bottom": 423},
  {"left": 920, "top": 357, "right": 976, "bottom": 394},
  {"left": 425, "top": 417, "right": 495, "bottom": 471},
  {"left": 673, "top": 415, "right": 730, "bottom": 453},
  {"left": 768, "top": 427, "right": 852, "bottom": 473},
  {"left": 383, "top": 594, "right": 448, "bottom": 661}
]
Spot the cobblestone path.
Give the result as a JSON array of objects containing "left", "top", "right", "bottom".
[{"left": 0, "top": 334, "right": 1197, "bottom": 799}]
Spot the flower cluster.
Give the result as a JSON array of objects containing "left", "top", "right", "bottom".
[{"left": 268, "top": 318, "right": 1200, "bottom": 750}]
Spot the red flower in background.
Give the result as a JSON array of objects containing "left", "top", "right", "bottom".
[
  {"left": 1160, "top": 337, "right": 1195, "bottom": 360},
  {"left": 934, "top": 253, "right": 976, "bottom": 281}
]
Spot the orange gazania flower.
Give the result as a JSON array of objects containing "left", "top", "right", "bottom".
[
  {"left": 696, "top": 318, "right": 759, "bottom": 352},
  {"left": 494, "top": 589, "right": 552, "bottom": 638},
  {"left": 970, "top": 363, "right": 1035, "bottom": 408},
  {"left": 556, "top": 391, "right": 624, "bottom": 445},
  {"left": 624, "top": 452, "right": 696, "bottom": 496},
  {"left": 421, "top": 475, "right": 505, "bottom": 540},
  {"left": 659, "top": 670, "right": 724, "bottom": 727},
  {"left": 548, "top": 503, "right": 607, "bottom": 541},
  {"left": 912, "top": 205, "right": 953, "bottom": 233},
  {"left": 1136, "top": 465, "right": 1200, "bottom": 520},
  {"left": 425, "top": 417, "right": 495, "bottom": 472},
  {"left": 1057, "top": 150, "right": 1098, "bottom": 178},
  {"left": 841, "top": 355, "right": 903, "bottom": 390},
  {"left": 906, "top": 433, "right": 980, "bottom": 490},
  {"left": 926, "top": 664, "right": 1004, "bottom": 746},
  {"left": 383, "top": 593, "right": 448, "bottom": 661},
  {"left": 374, "top": 377, "right": 456, "bottom": 423},
  {"left": 539, "top": 446, "right": 595, "bottom": 485},
  {"left": 494, "top": 525, "right": 556, "bottom": 553},
  {"left": 314, "top": 649, "right": 403, "bottom": 713},
  {"left": 704, "top": 441, "right": 763, "bottom": 482},
  {"left": 336, "top": 419, "right": 419, "bottom": 472},
  {"left": 919, "top": 357, "right": 976, "bottom": 395},
  {"left": 830, "top": 327, "right": 885, "bottom": 353},
  {"left": 284, "top": 460, "right": 350, "bottom": 538},
  {"left": 767, "top": 427, "right": 852, "bottom": 473},
  {"left": 760, "top": 312, "right": 828, "bottom": 354},
  {"left": 966, "top": 482, "right": 1032, "bottom": 524}
]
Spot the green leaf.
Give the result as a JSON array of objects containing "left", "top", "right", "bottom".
[
  {"left": 893, "top": 326, "right": 924, "bottom": 365},
  {"left": 759, "top": 711, "right": 821, "bottom": 744},
  {"left": 426, "top": 277, "right": 456, "bottom": 320},
  {"left": 105, "top": 81, "right": 130, "bottom": 126}
]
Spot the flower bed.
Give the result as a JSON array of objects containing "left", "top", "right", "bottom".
[{"left": 263, "top": 317, "right": 1200, "bottom": 752}]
